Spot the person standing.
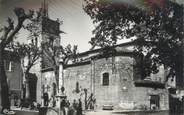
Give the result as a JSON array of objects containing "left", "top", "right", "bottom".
[
  {"left": 77, "top": 99, "right": 82, "bottom": 115},
  {"left": 72, "top": 99, "right": 77, "bottom": 110},
  {"left": 43, "top": 92, "right": 49, "bottom": 106},
  {"left": 72, "top": 99, "right": 78, "bottom": 115},
  {"left": 68, "top": 104, "right": 76, "bottom": 115},
  {"left": 14, "top": 94, "right": 18, "bottom": 106},
  {"left": 66, "top": 100, "right": 70, "bottom": 107},
  {"left": 52, "top": 96, "right": 56, "bottom": 107},
  {"left": 60, "top": 99, "right": 67, "bottom": 115}
]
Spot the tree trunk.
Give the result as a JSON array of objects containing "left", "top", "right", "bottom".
[
  {"left": 20, "top": 60, "right": 30, "bottom": 101},
  {"left": 25, "top": 80, "right": 30, "bottom": 100},
  {"left": 84, "top": 89, "right": 87, "bottom": 110},
  {"left": 175, "top": 54, "right": 184, "bottom": 89},
  {"left": 20, "top": 59, "right": 26, "bottom": 99},
  {"left": 54, "top": 66, "right": 59, "bottom": 91},
  {"left": 0, "top": 44, "right": 10, "bottom": 110},
  {"left": 175, "top": 63, "right": 184, "bottom": 113},
  {"left": 169, "top": 54, "right": 184, "bottom": 113},
  {"left": 25, "top": 72, "right": 30, "bottom": 102}
]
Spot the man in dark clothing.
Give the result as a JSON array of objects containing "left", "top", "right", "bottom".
[
  {"left": 72, "top": 99, "right": 78, "bottom": 110},
  {"left": 60, "top": 99, "right": 66, "bottom": 115},
  {"left": 52, "top": 96, "right": 56, "bottom": 107},
  {"left": 60, "top": 99, "right": 66, "bottom": 109},
  {"left": 77, "top": 99, "right": 82, "bottom": 115},
  {"left": 43, "top": 92, "right": 49, "bottom": 106},
  {"left": 72, "top": 99, "right": 78, "bottom": 115},
  {"left": 14, "top": 94, "right": 18, "bottom": 106},
  {"left": 66, "top": 100, "right": 70, "bottom": 107}
]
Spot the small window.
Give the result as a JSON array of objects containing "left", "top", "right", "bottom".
[{"left": 102, "top": 72, "right": 109, "bottom": 86}]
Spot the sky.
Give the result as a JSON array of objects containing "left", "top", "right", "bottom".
[
  {"left": 0, "top": 0, "right": 183, "bottom": 52},
  {"left": 0, "top": 0, "right": 94, "bottom": 52}
]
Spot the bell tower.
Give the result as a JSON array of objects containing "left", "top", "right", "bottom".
[{"left": 39, "top": 0, "right": 62, "bottom": 106}]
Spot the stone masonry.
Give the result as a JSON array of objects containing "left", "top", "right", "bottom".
[{"left": 62, "top": 43, "right": 169, "bottom": 110}]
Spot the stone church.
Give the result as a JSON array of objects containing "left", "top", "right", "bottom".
[
  {"left": 30, "top": 0, "right": 170, "bottom": 111},
  {"left": 62, "top": 41, "right": 169, "bottom": 110}
]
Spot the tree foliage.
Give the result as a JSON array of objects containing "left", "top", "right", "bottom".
[
  {"left": 60, "top": 44, "right": 78, "bottom": 64},
  {"left": 12, "top": 42, "right": 41, "bottom": 75},
  {"left": 42, "top": 37, "right": 78, "bottom": 89},
  {"left": 84, "top": 0, "right": 184, "bottom": 82}
]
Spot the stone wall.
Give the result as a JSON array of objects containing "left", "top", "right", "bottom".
[
  {"left": 41, "top": 71, "right": 57, "bottom": 106},
  {"left": 63, "top": 55, "right": 169, "bottom": 110},
  {"left": 93, "top": 56, "right": 134, "bottom": 109},
  {"left": 0, "top": 59, "right": 23, "bottom": 108},
  {"left": 131, "top": 87, "right": 169, "bottom": 110},
  {"left": 6, "top": 61, "right": 23, "bottom": 92},
  {"left": 64, "top": 64, "right": 92, "bottom": 109}
]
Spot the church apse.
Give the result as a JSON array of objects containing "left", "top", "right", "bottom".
[{"left": 62, "top": 42, "right": 169, "bottom": 110}]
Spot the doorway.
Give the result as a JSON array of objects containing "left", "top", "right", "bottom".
[
  {"left": 28, "top": 73, "right": 38, "bottom": 102},
  {"left": 150, "top": 95, "right": 160, "bottom": 110}
]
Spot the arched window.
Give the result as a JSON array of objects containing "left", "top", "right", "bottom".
[
  {"left": 102, "top": 72, "right": 109, "bottom": 86},
  {"left": 76, "top": 82, "right": 80, "bottom": 93}
]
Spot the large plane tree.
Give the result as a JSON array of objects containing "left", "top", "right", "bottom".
[
  {"left": 84, "top": 0, "right": 183, "bottom": 85},
  {"left": 13, "top": 14, "right": 42, "bottom": 103},
  {"left": 12, "top": 42, "right": 41, "bottom": 104},
  {"left": 0, "top": 8, "right": 33, "bottom": 112}
]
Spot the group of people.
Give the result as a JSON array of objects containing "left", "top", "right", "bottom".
[{"left": 60, "top": 98, "right": 83, "bottom": 115}]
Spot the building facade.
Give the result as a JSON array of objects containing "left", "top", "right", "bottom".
[
  {"left": 33, "top": 6, "right": 62, "bottom": 106},
  {"left": 62, "top": 42, "right": 169, "bottom": 110},
  {"left": 0, "top": 51, "right": 23, "bottom": 107}
]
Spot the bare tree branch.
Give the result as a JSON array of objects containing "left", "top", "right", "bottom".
[
  {"left": 0, "top": 18, "right": 14, "bottom": 45},
  {"left": 3, "top": 8, "right": 34, "bottom": 47}
]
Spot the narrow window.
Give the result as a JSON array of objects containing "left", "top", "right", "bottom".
[
  {"left": 4, "top": 61, "right": 13, "bottom": 72},
  {"left": 102, "top": 72, "right": 109, "bottom": 86},
  {"left": 9, "top": 61, "right": 12, "bottom": 71},
  {"left": 4, "top": 60, "right": 9, "bottom": 70},
  {"left": 9, "top": 61, "right": 14, "bottom": 72},
  {"left": 76, "top": 82, "right": 80, "bottom": 93}
]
